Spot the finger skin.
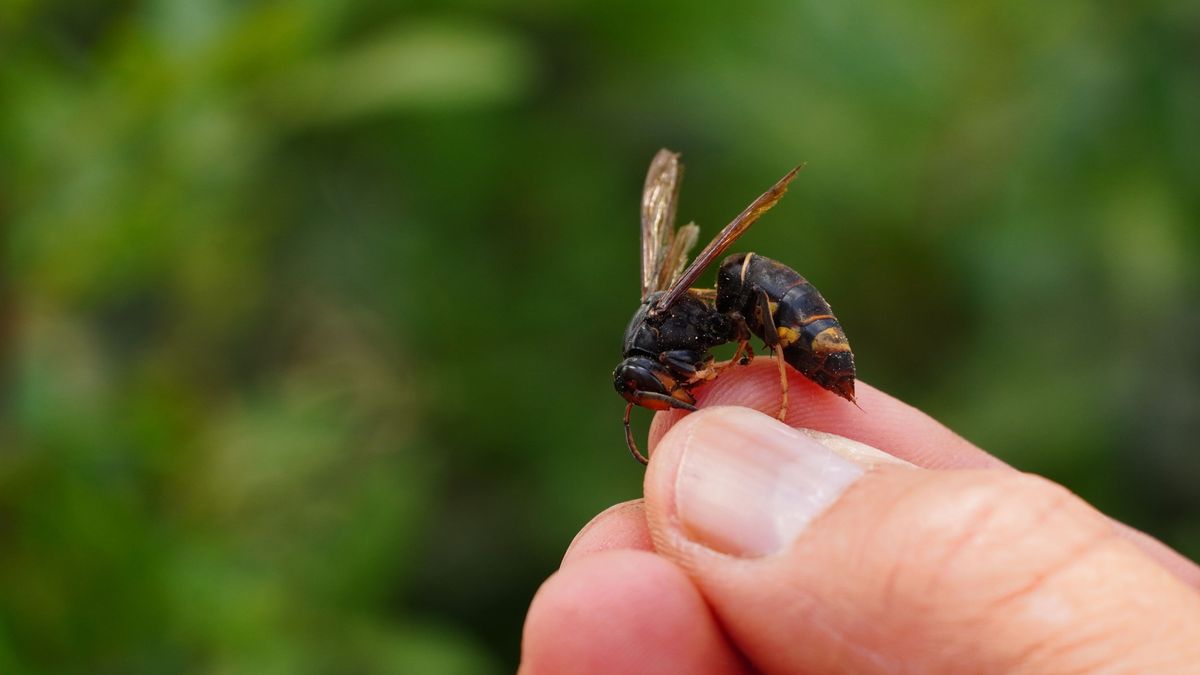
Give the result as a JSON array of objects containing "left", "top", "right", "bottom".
[
  {"left": 649, "top": 358, "right": 1004, "bottom": 470},
  {"left": 645, "top": 358, "right": 1200, "bottom": 589},
  {"left": 562, "top": 500, "right": 653, "bottom": 566},
  {"left": 520, "top": 550, "right": 750, "bottom": 675},
  {"left": 643, "top": 410, "right": 1200, "bottom": 674}
]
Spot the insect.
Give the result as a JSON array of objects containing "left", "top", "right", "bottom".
[{"left": 613, "top": 149, "right": 857, "bottom": 464}]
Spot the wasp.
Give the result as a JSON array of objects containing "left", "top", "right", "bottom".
[{"left": 614, "top": 149, "right": 857, "bottom": 464}]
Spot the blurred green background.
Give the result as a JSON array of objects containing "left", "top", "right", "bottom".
[{"left": 2, "top": 0, "right": 1198, "bottom": 672}]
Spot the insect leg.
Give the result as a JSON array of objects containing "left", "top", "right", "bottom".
[
  {"left": 722, "top": 340, "right": 750, "bottom": 368},
  {"left": 624, "top": 402, "right": 649, "bottom": 465},
  {"left": 712, "top": 314, "right": 755, "bottom": 371},
  {"left": 733, "top": 314, "right": 755, "bottom": 365},
  {"left": 771, "top": 343, "right": 788, "bottom": 421},
  {"left": 754, "top": 290, "right": 780, "bottom": 348},
  {"left": 755, "top": 290, "right": 789, "bottom": 420}
]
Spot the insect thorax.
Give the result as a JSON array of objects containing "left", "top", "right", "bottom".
[{"left": 622, "top": 293, "right": 732, "bottom": 358}]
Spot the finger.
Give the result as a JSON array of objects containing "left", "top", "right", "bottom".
[
  {"left": 643, "top": 407, "right": 1200, "bottom": 674},
  {"left": 648, "top": 357, "right": 1005, "bottom": 469},
  {"left": 646, "top": 360, "right": 1200, "bottom": 588},
  {"left": 1110, "top": 519, "right": 1200, "bottom": 588},
  {"left": 520, "top": 550, "right": 750, "bottom": 675},
  {"left": 562, "top": 500, "right": 653, "bottom": 566}
]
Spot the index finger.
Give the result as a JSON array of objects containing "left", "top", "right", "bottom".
[{"left": 648, "top": 358, "right": 1006, "bottom": 470}]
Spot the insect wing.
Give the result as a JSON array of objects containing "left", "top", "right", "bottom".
[
  {"left": 655, "top": 222, "right": 699, "bottom": 292},
  {"left": 640, "top": 149, "right": 684, "bottom": 300},
  {"left": 652, "top": 164, "right": 802, "bottom": 313}
]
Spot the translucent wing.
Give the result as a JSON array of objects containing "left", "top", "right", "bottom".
[
  {"left": 655, "top": 222, "right": 699, "bottom": 292},
  {"left": 652, "top": 164, "right": 803, "bottom": 313},
  {"left": 640, "top": 149, "right": 684, "bottom": 300}
]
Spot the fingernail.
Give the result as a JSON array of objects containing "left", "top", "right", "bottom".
[{"left": 674, "top": 407, "right": 870, "bottom": 557}]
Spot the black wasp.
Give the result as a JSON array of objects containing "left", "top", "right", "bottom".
[{"left": 614, "top": 149, "right": 856, "bottom": 464}]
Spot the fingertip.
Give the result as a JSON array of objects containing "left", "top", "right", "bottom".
[
  {"left": 521, "top": 550, "right": 749, "bottom": 675},
  {"left": 562, "top": 500, "right": 653, "bottom": 567}
]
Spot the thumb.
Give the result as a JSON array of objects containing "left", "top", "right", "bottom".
[{"left": 644, "top": 406, "right": 1200, "bottom": 674}]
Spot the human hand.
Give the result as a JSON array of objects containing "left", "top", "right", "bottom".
[{"left": 521, "top": 359, "right": 1200, "bottom": 674}]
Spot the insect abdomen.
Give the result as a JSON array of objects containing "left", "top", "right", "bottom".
[{"left": 717, "top": 253, "right": 857, "bottom": 402}]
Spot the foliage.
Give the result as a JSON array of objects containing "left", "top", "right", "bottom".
[{"left": 2, "top": 0, "right": 1198, "bottom": 671}]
